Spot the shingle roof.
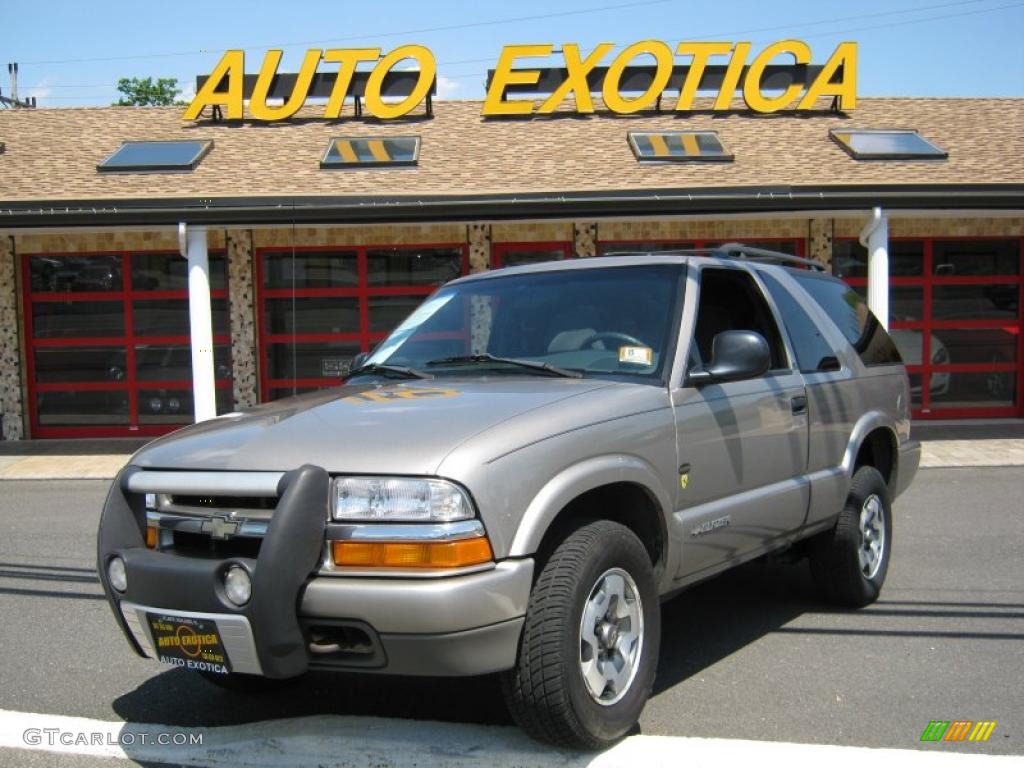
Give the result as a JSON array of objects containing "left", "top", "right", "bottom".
[{"left": 0, "top": 97, "right": 1021, "bottom": 203}]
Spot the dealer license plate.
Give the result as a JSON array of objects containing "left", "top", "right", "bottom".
[{"left": 146, "top": 613, "right": 232, "bottom": 674}]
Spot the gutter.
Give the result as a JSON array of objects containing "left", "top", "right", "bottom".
[{"left": 0, "top": 184, "right": 1022, "bottom": 229}]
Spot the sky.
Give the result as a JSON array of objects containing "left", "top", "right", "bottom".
[{"left": 4, "top": 0, "right": 1023, "bottom": 107}]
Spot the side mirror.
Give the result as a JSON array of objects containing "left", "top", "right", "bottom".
[{"left": 687, "top": 330, "right": 771, "bottom": 386}]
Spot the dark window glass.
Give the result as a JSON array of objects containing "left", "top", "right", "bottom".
[
  {"left": 34, "top": 347, "right": 127, "bottom": 384},
  {"left": 137, "top": 387, "right": 233, "bottom": 423},
  {"left": 759, "top": 272, "right": 839, "bottom": 372},
  {"left": 369, "top": 295, "right": 425, "bottom": 333},
  {"left": 36, "top": 390, "right": 129, "bottom": 426},
  {"left": 135, "top": 344, "right": 232, "bottom": 381},
  {"left": 832, "top": 240, "right": 924, "bottom": 279},
  {"left": 930, "top": 372, "right": 1016, "bottom": 409},
  {"left": 628, "top": 131, "right": 732, "bottom": 161},
  {"left": 365, "top": 247, "right": 462, "bottom": 286},
  {"left": 933, "top": 240, "right": 1020, "bottom": 276},
  {"left": 262, "top": 252, "right": 358, "bottom": 289},
  {"left": 29, "top": 255, "right": 123, "bottom": 293},
  {"left": 849, "top": 284, "right": 924, "bottom": 323},
  {"left": 830, "top": 129, "right": 946, "bottom": 159},
  {"left": 131, "top": 252, "right": 226, "bottom": 291},
  {"left": 932, "top": 285, "right": 1019, "bottom": 321},
  {"left": 266, "top": 342, "right": 362, "bottom": 381},
  {"left": 792, "top": 272, "right": 902, "bottom": 367},
  {"left": 98, "top": 140, "right": 212, "bottom": 172},
  {"left": 693, "top": 269, "right": 788, "bottom": 370},
  {"left": 321, "top": 136, "right": 419, "bottom": 167},
  {"left": 498, "top": 249, "right": 567, "bottom": 267},
  {"left": 597, "top": 242, "right": 696, "bottom": 256},
  {"left": 270, "top": 387, "right": 319, "bottom": 400},
  {"left": 132, "top": 298, "right": 228, "bottom": 336},
  {"left": 32, "top": 301, "right": 124, "bottom": 338},
  {"left": 931, "top": 328, "right": 1017, "bottom": 365},
  {"left": 265, "top": 297, "right": 360, "bottom": 335}
]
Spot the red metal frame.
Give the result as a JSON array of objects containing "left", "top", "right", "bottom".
[
  {"left": 491, "top": 241, "right": 573, "bottom": 268},
  {"left": 255, "top": 243, "right": 469, "bottom": 400},
  {"left": 22, "top": 250, "right": 231, "bottom": 438},
  {"left": 595, "top": 236, "right": 807, "bottom": 257},
  {"left": 837, "top": 236, "right": 1023, "bottom": 419}
]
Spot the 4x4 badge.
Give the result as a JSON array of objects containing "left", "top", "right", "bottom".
[{"left": 201, "top": 516, "right": 239, "bottom": 540}]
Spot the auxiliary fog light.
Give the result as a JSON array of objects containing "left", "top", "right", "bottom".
[
  {"left": 224, "top": 565, "right": 252, "bottom": 606},
  {"left": 108, "top": 556, "right": 128, "bottom": 592}
]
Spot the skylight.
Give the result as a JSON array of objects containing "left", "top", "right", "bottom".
[
  {"left": 628, "top": 131, "right": 733, "bottom": 162},
  {"left": 98, "top": 140, "right": 213, "bottom": 172},
  {"left": 321, "top": 136, "right": 420, "bottom": 168},
  {"left": 830, "top": 129, "right": 947, "bottom": 160}
]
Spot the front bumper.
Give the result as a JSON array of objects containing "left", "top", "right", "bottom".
[{"left": 98, "top": 464, "right": 532, "bottom": 678}]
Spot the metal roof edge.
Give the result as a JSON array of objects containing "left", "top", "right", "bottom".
[{"left": 1, "top": 184, "right": 1022, "bottom": 229}]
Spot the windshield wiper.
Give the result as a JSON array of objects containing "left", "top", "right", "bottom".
[
  {"left": 348, "top": 363, "right": 434, "bottom": 380},
  {"left": 425, "top": 354, "right": 582, "bottom": 378}
]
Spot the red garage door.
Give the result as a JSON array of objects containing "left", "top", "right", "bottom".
[
  {"left": 835, "top": 237, "right": 1022, "bottom": 418},
  {"left": 23, "top": 251, "right": 233, "bottom": 437}
]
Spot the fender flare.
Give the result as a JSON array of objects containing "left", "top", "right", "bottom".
[
  {"left": 507, "top": 454, "right": 672, "bottom": 558},
  {"left": 841, "top": 410, "right": 899, "bottom": 479}
]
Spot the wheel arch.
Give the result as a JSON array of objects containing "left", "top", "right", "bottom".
[
  {"left": 507, "top": 455, "right": 672, "bottom": 574},
  {"left": 842, "top": 412, "right": 899, "bottom": 489}
]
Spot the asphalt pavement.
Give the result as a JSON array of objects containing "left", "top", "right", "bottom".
[{"left": 0, "top": 469, "right": 1021, "bottom": 765}]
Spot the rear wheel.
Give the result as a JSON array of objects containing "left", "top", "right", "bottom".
[
  {"left": 501, "top": 520, "right": 660, "bottom": 749},
  {"left": 809, "top": 466, "right": 892, "bottom": 607}
]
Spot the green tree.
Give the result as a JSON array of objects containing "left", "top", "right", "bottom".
[{"left": 113, "top": 77, "right": 181, "bottom": 106}]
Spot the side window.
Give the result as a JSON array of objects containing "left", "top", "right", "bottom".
[
  {"left": 759, "top": 271, "right": 841, "bottom": 373},
  {"left": 694, "top": 269, "right": 788, "bottom": 371},
  {"left": 791, "top": 272, "right": 903, "bottom": 367}
]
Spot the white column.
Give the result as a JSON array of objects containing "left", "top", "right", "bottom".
[
  {"left": 180, "top": 223, "right": 217, "bottom": 422},
  {"left": 859, "top": 207, "right": 890, "bottom": 330}
]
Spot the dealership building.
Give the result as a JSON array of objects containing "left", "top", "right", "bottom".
[{"left": 0, "top": 85, "right": 1022, "bottom": 439}]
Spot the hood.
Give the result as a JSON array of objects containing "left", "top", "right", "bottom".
[{"left": 131, "top": 377, "right": 615, "bottom": 474}]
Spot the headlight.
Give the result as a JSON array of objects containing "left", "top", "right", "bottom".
[{"left": 331, "top": 477, "right": 474, "bottom": 522}]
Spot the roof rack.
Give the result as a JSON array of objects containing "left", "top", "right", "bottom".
[{"left": 711, "top": 242, "right": 826, "bottom": 271}]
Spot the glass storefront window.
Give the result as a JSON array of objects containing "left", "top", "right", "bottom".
[
  {"left": 135, "top": 344, "right": 232, "bottom": 381},
  {"left": 137, "top": 388, "right": 233, "bottom": 425},
  {"left": 262, "top": 251, "right": 359, "bottom": 288},
  {"left": 34, "top": 347, "right": 127, "bottom": 384},
  {"left": 132, "top": 298, "right": 228, "bottom": 336},
  {"left": 931, "top": 285, "right": 1018, "bottom": 321},
  {"left": 32, "top": 301, "right": 125, "bottom": 338},
  {"left": 131, "top": 252, "right": 226, "bottom": 290},
  {"left": 930, "top": 372, "right": 1017, "bottom": 409},
  {"left": 933, "top": 240, "right": 1020, "bottom": 276},
  {"left": 366, "top": 247, "right": 463, "bottom": 285},
  {"left": 36, "top": 390, "right": 130, "bottom": 426},
  {"left": 264, "top": 297, "right": 360, "bottom": 335},
  {"left": 266, "top": 341, "right": 362, "bottom": 381},
  {"left": 833, "top": 240, "right": 924, "bottom": 279}
]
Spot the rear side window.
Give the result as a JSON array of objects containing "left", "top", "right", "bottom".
[
  {"left": 790, "top": 272, "right": 902, "bottom": 367},
  {"left": 758, "top": 272, "right": 840, "bottom": 373}
]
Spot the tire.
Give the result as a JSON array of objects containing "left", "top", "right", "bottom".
[
  {"left": 197, "top": 670, "right": 300, "bottom": 693},
  {"left": 500, "top": 520, "right": 660, "bottom": 749},
  {"left": 809, "top": 466, "right": 892, "bottom": 607}
]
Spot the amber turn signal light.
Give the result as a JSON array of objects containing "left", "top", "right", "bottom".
[
  {"left": 332, "top": 537, "right": 493, "bottom": 568},
  {"left": 145, "top": 526, "right": 158, "bottom": 549}
]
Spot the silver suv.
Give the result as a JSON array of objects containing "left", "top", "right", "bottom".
[{"left": 98, "top": 245, "right": 919, "bottom": 748}]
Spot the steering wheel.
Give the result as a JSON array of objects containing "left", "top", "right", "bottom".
[{"left": 578, "top": 331, "right": 647, "bottom": 350}]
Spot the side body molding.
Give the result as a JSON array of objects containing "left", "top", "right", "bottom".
[{"left": 508, "top": 454, "right": 673, "bottom": 560}]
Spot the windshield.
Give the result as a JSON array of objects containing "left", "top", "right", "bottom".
[{"left": 363, "top": 264, "right": 685, "bottom": 382}]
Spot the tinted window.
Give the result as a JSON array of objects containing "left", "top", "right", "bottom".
[
  {"left": 791, "top": 272, "right": 902, "bottom": 367},
  {"left": 693, "top": 269, "right": 787, "bottom": 370},
  {"left": 759, "top": 272, "right": 840, "bottom": 373}
]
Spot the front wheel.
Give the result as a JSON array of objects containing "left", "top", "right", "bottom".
[
  {"left": 809, "top": 466, "right": 893, "bottom": 607},
  {"left": 500, "top": 520, "right": 660, "bottom": 749}
]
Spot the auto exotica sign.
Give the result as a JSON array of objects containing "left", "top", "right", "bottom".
[{"left": 184, "top": 40, "right": 857, "bottom": 121}]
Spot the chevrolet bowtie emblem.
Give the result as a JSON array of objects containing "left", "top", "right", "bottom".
[{"left": 201, "top": 516, "right": 239, "bottom": 540}]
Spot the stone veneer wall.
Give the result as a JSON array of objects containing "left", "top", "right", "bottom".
[
  {"left": 467, "top": 224, "right": 491, "bottom": 272},
  {"left": 0, "top": 236, "right": 23, "bottom": 439},
  {"left": 226, "top": 230, "right": 258, "bottom": 410},
  {"left": 832, "top": 217, "right": 1024, "bottom": 239},
  {"left": 597, "top": 218, "right": 807, "bottom": 243},
  {"left": 574, "top": 223, "right": 597, "bottom": 257},
  {"left": 808, "top": 218, "right": 833, "bottom": 271}
]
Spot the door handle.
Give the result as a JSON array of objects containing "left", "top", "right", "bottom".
[{"left": 791, "top": 395, "right": 808, "bottom": 415}]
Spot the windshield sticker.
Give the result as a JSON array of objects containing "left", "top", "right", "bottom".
[{"left": 619, "top": 346, "right": 653, "bottom": 366}]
